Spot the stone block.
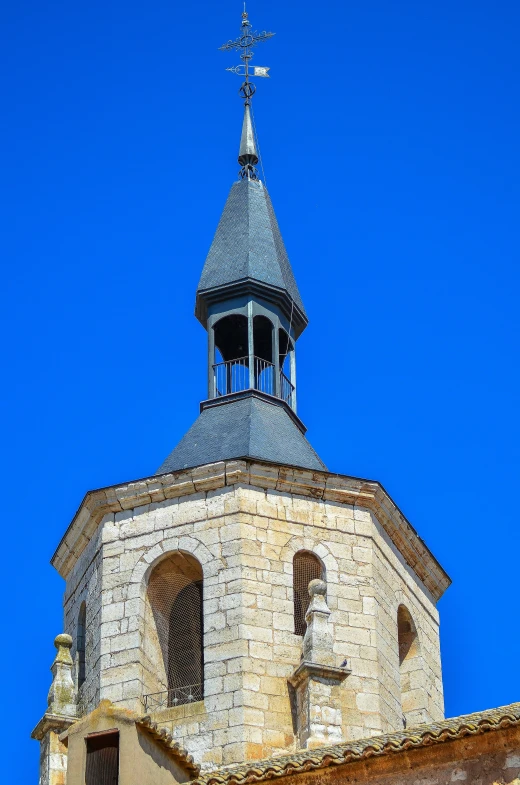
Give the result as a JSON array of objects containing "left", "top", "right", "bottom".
[
  {"left": 356, "top": 692, "right": 380, "bottom": 713},
  {"left": 239, "top": 689, "right": 269, "bottom": 710}
]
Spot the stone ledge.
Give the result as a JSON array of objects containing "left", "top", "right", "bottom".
[
  {"left": 288, "top": 661, "right": 351, "bottom": 689},
  {"left": 31, "top": 712, "right": 76, "bottom": 741},
  {"left": 51, "top": 459, "right": 450, "bottom": 601}
]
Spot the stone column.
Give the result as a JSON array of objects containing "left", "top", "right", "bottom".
[
  {"left": 289, "top": 580, "right": 350, "bottom": 749},
  {"left": 32, "top": 634, "right": 78, "bottom": 785}
]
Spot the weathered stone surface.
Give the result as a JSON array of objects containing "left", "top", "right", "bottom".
[
  {"left": 192, "top": 708, "right": 520, "bottom": 785},
  {"left": 289, "top": 580, "right": 350, "bottom": 748},
  {"left": 54, "top": 460, "right": 446, "bottom": 770},
  {"left": 32, "top": 634, "right": 78, "bottom": 785}
]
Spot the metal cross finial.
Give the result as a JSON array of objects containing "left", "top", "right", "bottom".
[{"left": 219, "top": 7, "right": 274, "bottom": 105}]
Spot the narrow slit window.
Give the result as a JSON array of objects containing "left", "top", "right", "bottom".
[
  {"left": 397, "top": 605, "right": 420, "bottom": 727},
  {"left": 85, "top": 730, "right": 119, "bottom": 785},
  {"left": 293, "top": 551, "right": 323, "bottom": 636},
  {"left": 77, "top": 602, "right": 86, "bottom": 689}
]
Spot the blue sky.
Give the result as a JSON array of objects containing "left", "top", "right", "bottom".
[{"left": 2, "top": 0, "right": 519, "bottom": 779}]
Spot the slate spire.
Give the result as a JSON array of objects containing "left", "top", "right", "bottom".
[
  {"left": 195, "top": 176, "right": 307, "bottom": 337},
  {"left": 156, "top": 11, "right": 326, "bottom": 475}
]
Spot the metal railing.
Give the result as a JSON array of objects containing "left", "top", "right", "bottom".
[
  {"left": 143, "top": 684, "right": 203, "bottom": 712},
  {"left": 214, "top": 356, "right": 249, "bottom": 396},
  {"left": 280, "top": 370, "right": 295, "bottom": 407},
  {"left": 255, "top": 356, "right": 275, "bottom": 396},
  {"left": 213, "top": 355, "right": 295, "bottom": 407}
]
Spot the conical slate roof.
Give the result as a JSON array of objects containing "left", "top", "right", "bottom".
[
  {"left": 196, "top": 178, "right": 307, "bottom": 323},
  {"left": 156, "top": 394, "right": 326, "bottom": 474}
]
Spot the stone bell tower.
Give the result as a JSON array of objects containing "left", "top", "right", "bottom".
[{"left": 32, "top": 9, "right": 450, "bottom": 784}]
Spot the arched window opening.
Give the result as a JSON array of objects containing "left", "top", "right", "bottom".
[
  {"left": 213, "top": 315, "right": 249, "bottom": 396},
  {"left": 147, "top": 553, "right": 204, "bottom": 707},
  {"left": 293, "top": 551, "right": 323, "bottom": 636},
  {"left": 214, "top": 314, "right": 248, "bottom": 362},
  {"left": 254, "top": 315, "right": 274, "bottom": 394},
  {"left": 253, "top": 315, "right": 273, "bottom": 363},
  {"left": 279, "top": 329, "right": 294, "bottom": 406},
  {"left": 397, "top": 605, "right": 420, "bottom": 726},
  {"left": 77, "top": 602, "right": 86, "bottom": 690}
]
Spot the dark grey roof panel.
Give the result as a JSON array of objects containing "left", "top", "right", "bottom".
[
  {"left": 156, "top": 395, "right": 326, "bottom": 474},
  {"left": 197, "top": 179, "right": 306, "bottom": 316}
]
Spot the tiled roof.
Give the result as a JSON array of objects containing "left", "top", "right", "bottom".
[
  {"left": 193, "top": 702, "right": 520, "bottom": 785},
  {"left": 138, "top": 715, "right": 200, "bottom": 776},
  {"left": 156, "top": 393, "right": 326, "bottom": 474}
]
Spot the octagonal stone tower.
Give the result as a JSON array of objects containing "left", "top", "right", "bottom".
[
  {"left": 53, "top": 460, "right": 449, "bottom": 768},
  {"left": 35, "top": 57, "right": 450, "bottom": 779}
]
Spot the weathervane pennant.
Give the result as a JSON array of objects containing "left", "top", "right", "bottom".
[{"left": 220, "top": 8, "right": 274, "bottom": 103}]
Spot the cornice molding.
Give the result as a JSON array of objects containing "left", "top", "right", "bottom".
[
  {"left": 195, "top": 278, "right": 308, "bottom": 337},
  {"left": 31, "top": 712, "right": 75, "bottom": 742},
  {"left": 288, "top": 661, "right": 351, "bottom": 689},
  {"left": 51, "top": 459, "right": 451, "bottom": 601}
]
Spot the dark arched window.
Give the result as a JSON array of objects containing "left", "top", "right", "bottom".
[
  {"left": 253, "top": 315, "right": 274, "bottom": 395},
  {"left": 147, "top": 553, "right": 204, "bottom": 706},
  {"left": 293, "top": 551, "right": 323, "bottom": 636},
  {"left": 213, "top": 314, "right": 249, "bottom": 396},
  {"left": 397, "top": 604, "right": 420, "bottom": 727},
  {"left": 77, "top": 602, "right": 86, "bottom": 689}
]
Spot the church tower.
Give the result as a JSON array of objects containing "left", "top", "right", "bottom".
[
  {"left": 157, "top": 98, "right": 324, "bottom": 473},
  {"left": 32, "top": 11, "right": 450, "bottom": 785}
]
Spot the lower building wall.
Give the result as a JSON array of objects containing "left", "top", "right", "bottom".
[
  {"left": 279, "top": 726, "right": 520, "bottom": 785},
  {"left": 66, "top": 706, "right": 191, "bottom": 785}
]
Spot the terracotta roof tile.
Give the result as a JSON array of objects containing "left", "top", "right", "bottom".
[
  {"left": 193, "top": 702, "right": 520, "bottom": 785},
  {"left": 138, "top": 715, "right": 200, "bottom": 776}
]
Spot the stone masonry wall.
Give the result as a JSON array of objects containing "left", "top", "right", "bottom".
[
  {"left": 369, "top": 514, "right": 444, "bottom": 729},
  {"left": 63, "top": 528, "right": 102, "bottom": 715},
  {"left": 61, "top": 475, "right": 443, "bottom": 769}
]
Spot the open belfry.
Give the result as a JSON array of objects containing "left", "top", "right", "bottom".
[{"left": 33, "top": 10, "right": 520, "bottom": 785}]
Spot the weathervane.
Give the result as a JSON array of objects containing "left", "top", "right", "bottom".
[{"left": 219, "top": 5, "right": 274, "bottom": 105}]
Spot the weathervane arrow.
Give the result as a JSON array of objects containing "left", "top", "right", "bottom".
[
  {"left": 219, "top": 5, "right": 274, "bottom": 103},
  {"left": 226, "top": 65, "right": 270, "bottom": 78}
]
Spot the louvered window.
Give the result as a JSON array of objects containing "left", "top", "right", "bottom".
[
  {"left": 293, "top": 551, "right": 323, "bottom": 636},
  {"left": 77, "top": 602, "right": 86, "bottom": 689},
  {"left": 147, "top": 553, "right": 204, "bottom": 706},
  {"left": 85, "top": 730, "right": 119, "bottom": 785}
]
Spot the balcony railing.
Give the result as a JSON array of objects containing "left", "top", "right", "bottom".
[
  {"left": 279, "top": 370, "right": 294, "bottom": 406},
  {"left": 213, "top": 356, "right": 295, "bottom": 408},
  {"left": 143, "top": 684, "right": 203, "bottom": 712}
]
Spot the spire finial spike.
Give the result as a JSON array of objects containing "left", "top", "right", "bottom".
[{"left": 238, "top": 103, "right": 259, "bottom": 180}]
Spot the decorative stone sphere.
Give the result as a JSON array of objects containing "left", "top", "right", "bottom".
[
  {"left": 308, "top": 578, "right": 327, "bottom": 597},
  {"left": 54, "top": 633, "right": 73, "bottom": 649}
]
